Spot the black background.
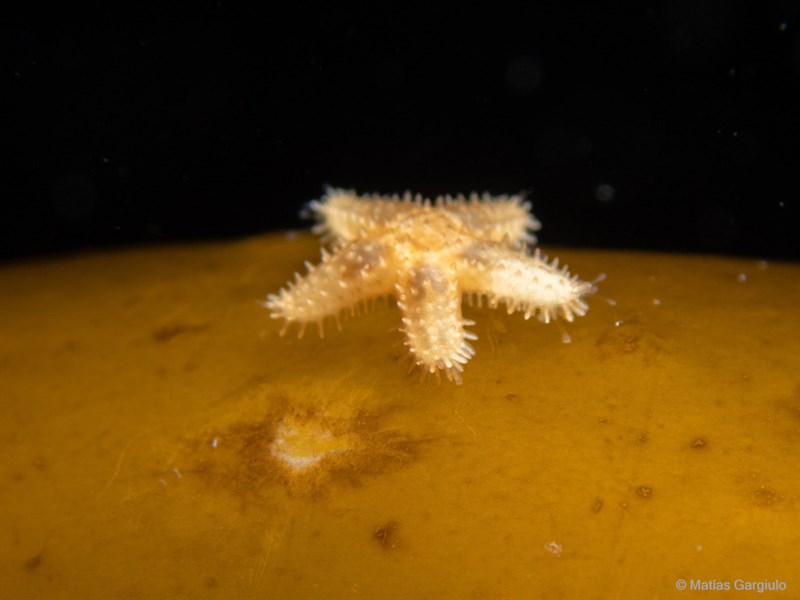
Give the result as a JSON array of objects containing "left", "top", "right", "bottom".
[{"left": 5, "top": 3, "right": 800, "bottom": 261}]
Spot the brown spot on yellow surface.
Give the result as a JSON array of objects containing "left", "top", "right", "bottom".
[
  {"left": 23, "top": 554, "right": 42, "bottom": 572},
  {"left": 152, "top": 322, "right": 209, "bottom": 342},
  {"left": 777, "top": 387, "right": 800, "bottom": 422},
  {"left": 622, "top": 336, "right": 638, "bottom": 352},
  {"left": 594, "top": 316, "right": 666, "bottom": 363},
  {"left": 591, "top": 497, "right": 604, "bottom": 513},
  {"left": 373, "top": 520, "right": 400, "bottom": 550},
  {"left": 637, "top": 486, "right": 653, "bottom": 498}
]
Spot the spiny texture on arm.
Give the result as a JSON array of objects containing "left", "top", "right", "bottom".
[
  {"left": 459, "top": 245, "right": 596, "bottom": 323},
  {"left": 264, "top": 240, "right": 394, "bottom": 336},
  {"left": 396, "top": 265, "right": 477, "bottom": 384},
  {"left": 442, "top": 193, "right": 541, "bottom": 245},
  {"left": 305, "top": 188, "right": 413, "bottom": 242},
  {"left": 307, "top": 187, "right": 539, "bottom": 245}
]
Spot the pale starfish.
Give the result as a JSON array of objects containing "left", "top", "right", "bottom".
[{"left": 265, "top": 188, "right": 596, "bottom": 383}]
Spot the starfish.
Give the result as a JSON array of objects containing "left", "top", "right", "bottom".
[{"left": 265, "top": 188, "right": 596, "bottom": 383}]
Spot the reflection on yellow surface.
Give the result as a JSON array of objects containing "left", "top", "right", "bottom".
[{"left": 0, "top": 234, "right": 798, "bottom": 599}]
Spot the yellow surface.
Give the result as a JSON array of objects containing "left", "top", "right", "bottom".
[{"left": 0, "top": 234, "right": 798, "bottom": 599}]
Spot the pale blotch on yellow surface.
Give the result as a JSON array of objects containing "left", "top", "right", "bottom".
[
  {"left": 270, "top": 416, "right": 353, "bottom": 470},
  {"left": 0, "top": 233, "right": 798, "bottom": 599},
  {"left": 166, "top": 386, "right": 420, "bottom": 499}
]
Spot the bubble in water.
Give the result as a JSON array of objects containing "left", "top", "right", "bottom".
[{"left": 594, "top": 183, "right": 615, "bottom": 202}]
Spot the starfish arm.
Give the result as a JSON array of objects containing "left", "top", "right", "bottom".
[
  {"left": 396, "top": 264, "right": 477, "bottom": 384},
  {"left": 264, "top": 240, "right": 394, "bottom": 335},
  {"left": 440, "top": 193, "right": 541, "bottom": 245},
  {"left": 305, "top": 188, "right": 420, "bottom": 242},
  {"left": 459, "top": 244, "right": 596, "bottom": 323}
]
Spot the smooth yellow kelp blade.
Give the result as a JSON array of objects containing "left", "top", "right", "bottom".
[{"left": 0, "top": 233, "right": 797, "bottom": 599}]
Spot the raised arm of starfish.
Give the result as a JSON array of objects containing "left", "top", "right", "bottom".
[{"left": 265, "top": 188, "right": 596, "bottom": 383}]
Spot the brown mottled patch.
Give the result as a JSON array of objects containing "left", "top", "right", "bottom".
[
  {"left": 772, "top": 387, "right": 800, "bottom": 445},
  {"left": 164, "top": 397, "right": 424, "bottom": 499},
  {"left": 637, "top": 485, "right": 653, "bottom": 498},
  {"left": 505, "top": 393, "right": 518, "bottom": 402},
  {"left": 752, "top": 486, "right": 782, "bottom": 507},
  {"left": 152, "top": 322, "right": 209, "bottom": 342},
  {"left": 775, "top": 387, "right": 800, "bottom": 422},
  {"left": 373, "top": 520, "right": 400, "bottom": 549},
  {"left": 594, "top": 316, "right": 666, "bottom": 363}
]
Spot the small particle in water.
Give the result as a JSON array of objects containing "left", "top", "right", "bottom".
[
  {"left": 594, "top": 183, "right": 615, "bottom": 202},
  {"left": 778, "top": 22, "right": 787, "bottom": 32},
  {"left": 652, "top": 298, "right": 661, "bottom": 306},
  {"left": 737, "top": 273, "right": 748, "bottom": 283},
  {"left": 756, "top": 260, "right": 768, "bottom": 271},
  {"left": 211, "top": 437, "right": 218, "bottom": 449},
  {"left": 692, "top": 437, "right": 707, "bottom": 449},
  {"left": 614, "top": 320, "right": 623, "bottom": 327},
  {"left": 171, "top": 467, "right": 182, "bottom": 479},
  {"left": 158, "top": 479, "right": 167, "bottom": 487},
  {"left": 561, "top": 332, "right": 572, "bottom": 344},
  {"left": 728, "top": 68, "right": 736, "bottom": 76},
  {"left": 697, "top": 544, "right": 703, "bottom": 552},
  {"left": 544, "top": 541, "right": 563, "bottom": 556},
  {"left": 637, "top": 485, "right": 653, "bottom": 498}
]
